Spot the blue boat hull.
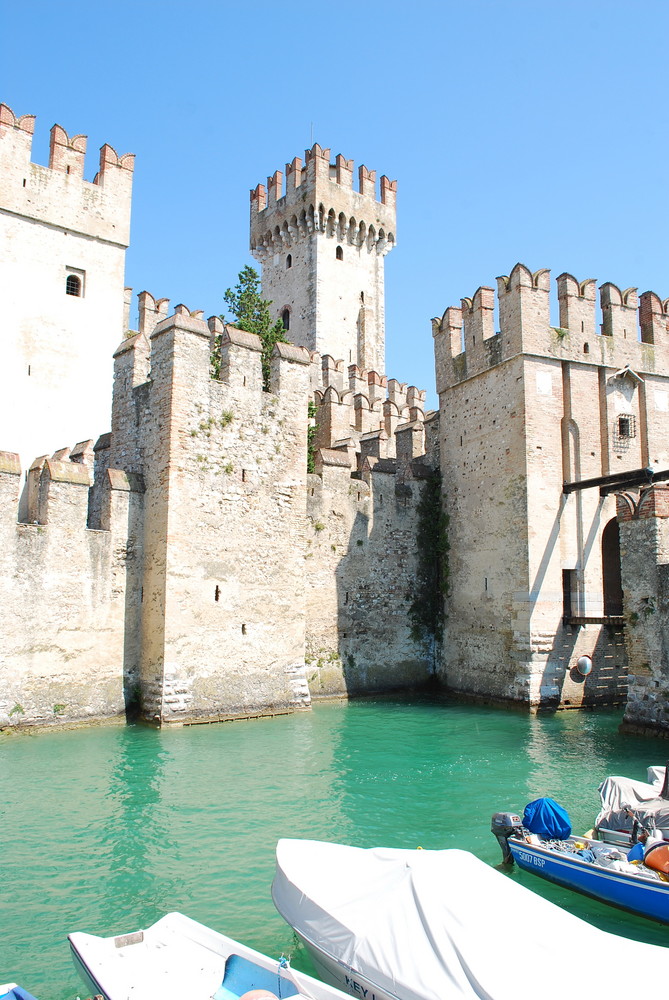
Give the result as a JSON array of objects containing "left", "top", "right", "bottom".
[{"left": 508, "top": 837, "right": 669, "bottom": 924}]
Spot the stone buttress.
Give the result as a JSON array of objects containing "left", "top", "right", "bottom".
[{"left": 110, "top": 302, "right": 313, "bottom": 723}]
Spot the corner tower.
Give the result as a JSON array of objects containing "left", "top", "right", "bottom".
[
  {"left": 0, "top": 102, "right": 134, "bottom": 476},
  {"left": 250, "top": 144, "right": 396, "bottom": 373}
]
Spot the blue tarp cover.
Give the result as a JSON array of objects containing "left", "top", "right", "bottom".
[{"left": 523, "top": 797, "right": 572, "bottom": 839}]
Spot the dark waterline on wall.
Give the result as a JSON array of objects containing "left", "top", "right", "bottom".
[{"left": 2, "top": 697, "right": 668, "bottom": 999}]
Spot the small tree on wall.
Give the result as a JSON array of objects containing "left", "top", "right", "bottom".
[{"left": 217, "top": 265, "right": 287, "bottom": 390}]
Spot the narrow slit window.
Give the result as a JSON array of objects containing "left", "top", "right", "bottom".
[
  {"left": 336, "top": 245, "right": 343, "bottom": 261},
  {"left": 286, "top": 254, "right": 292, "bottom": 269},
  {"left": 281, "top": 308, "right": 290, "bottom": 331}
]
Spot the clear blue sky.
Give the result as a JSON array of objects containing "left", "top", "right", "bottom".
[{"left": 4, "top": 0, "right": 667, "bottom": 408}]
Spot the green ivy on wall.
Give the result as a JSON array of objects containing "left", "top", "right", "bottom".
[{"left": 409, "top": 470, "right": 449, "bottom": 646}]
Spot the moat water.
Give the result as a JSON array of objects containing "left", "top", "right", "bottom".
[{"left": 2, "top": 697, "right": 669, "bottom": 998}]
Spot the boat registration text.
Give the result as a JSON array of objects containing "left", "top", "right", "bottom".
[{"left": 516, "top": 850, "right": 546, "bottom": 868}]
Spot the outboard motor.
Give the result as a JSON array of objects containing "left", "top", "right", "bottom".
[{"left": 491, "top": 812, "right": 523, "bottom": 864}]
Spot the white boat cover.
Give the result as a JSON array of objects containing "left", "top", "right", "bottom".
[
  {"left": 596, "top": 768, "right": 669, "bottom": 833},
  {"left": 273, "top": 840, "right": 669, "bottom": 1000}
]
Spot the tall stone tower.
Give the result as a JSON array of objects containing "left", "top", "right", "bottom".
[
  {"left": 0, "top": 102, "right": 134, "bottom": 479},
  {"left": 250, "top": 143, "right": 396, "bottom": 374},
  {"left": 433, "top": 264, "right": 669, "bottom": 711}
]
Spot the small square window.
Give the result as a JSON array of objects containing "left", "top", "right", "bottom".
[
  {"left": 617, "top": 414, "right": 636, "bottom": 438},
  {"left": 613, "top": 412, "right": 636, "bottom": 451}
]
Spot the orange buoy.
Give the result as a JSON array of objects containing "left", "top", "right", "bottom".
[{"left": 644, "top": 842, "right": 669, "bottom": 874}]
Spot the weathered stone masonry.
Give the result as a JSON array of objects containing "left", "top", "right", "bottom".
[
  {"left": 0, "top": 448, "right": 142, "bottom": 726},
  {"left": 618, "top": 486, "right": 669, "bottom": 734},
  {"left": 0, "top": 303, "right": 436, "bottom": 728},
  {"left": 5, "top": 100, "right": 669, "bottom": 735},
  {"left": 0, "top": 106, "right": 437, "bottom": 729},
  {"left": 434, "top": 264, "right": 669, "bottom": 718}
]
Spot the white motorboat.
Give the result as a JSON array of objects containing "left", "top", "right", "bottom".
[
  {"left": 272, "top": 839, "right": 669, "bottom": 1000},
  {"left": 595, "top": 765, "right": 669, "bottom": 842},
  {"left": 68, "top": 911, "right": 351, "bottom": 1000}
]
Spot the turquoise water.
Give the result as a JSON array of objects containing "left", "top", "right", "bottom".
[{"left": 2, "top": 697, "right": 669, "bottom": 998}]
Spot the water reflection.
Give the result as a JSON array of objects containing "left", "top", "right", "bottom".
[
  {"left": 97, "top": 726, "right": 173, "bottom": 927},
  {"left": 522, "top": 710, "right": 669, "bottom": 831}
]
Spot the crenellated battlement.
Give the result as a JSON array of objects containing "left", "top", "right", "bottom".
[
  {"left": 111, "top": 294, "right": 316, "bottom": 489},
  {"left": 639, "top": 291, "right": 669, "bottom": 345},
  {"left": 117, "top": 291, "right": 314, "bottom": 404},
  {"left": 0, "top": 101, "right": 134, "bottom": 246},
  {"left": 0, "top": 441, "right": 143, "bottom": 536},
  {"left": 250, "top": 143, "right": 396, "bottom": 262},
  {"left": 433, "top": 262, "right": 669, "bottom": 391},
  {"left": 311, "top": 350, "right": 426, "bottom": 465},
  {"left": 251, "top": 142, "right": 396, "bottom": 209}
]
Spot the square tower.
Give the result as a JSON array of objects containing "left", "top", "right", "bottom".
[
  {"left": 433, "top": 264, "right": 669, "bottom": 709},
  {"left": 0, "top": 102, "right": 133, "bottom": 479},
  {"left": 250, "top": 144, "right": 396, "bottom": 374}
]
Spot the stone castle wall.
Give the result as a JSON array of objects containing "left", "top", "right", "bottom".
[
  {"left": 304, "top": 438, "right": 438, "bottom": 697},
  {"left": 5, "top": 100, "right": 669, "bottom": 734},
  {"left": 0, "top": 450, "right": 142, "bottom": 728},
  {"left": 0, "top": 272, "right": 437, "bottom": 729},
  {"left": 618, "top": 486, "right": 669, "bottom": 734}
]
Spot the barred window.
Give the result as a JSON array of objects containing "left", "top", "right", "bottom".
[
  {"left": 66, "top": 274, "right": 81, "bottom": 296},
  {"left": 617, "top": 414, "right": 636, "bottom": 438}
]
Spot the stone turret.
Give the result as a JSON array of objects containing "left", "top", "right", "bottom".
[{"left": 250, "top": 143, "right": 396, "bottom": 374}]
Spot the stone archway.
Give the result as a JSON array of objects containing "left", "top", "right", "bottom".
[{"left": 602, "top": 517, "right": 623, "bottom": 616}]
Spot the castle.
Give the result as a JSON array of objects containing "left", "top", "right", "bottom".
[{"left": 2, "top": 101, "right": 668, "bottom": 736}]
